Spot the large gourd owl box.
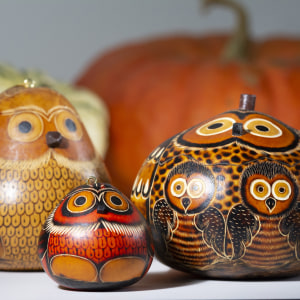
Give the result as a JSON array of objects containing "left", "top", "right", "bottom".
[
  {"left": 131, "top": 94, "right": 300, "bottom": 278},
  {"left": 0, "top": 83, "right": 110, "bottom": 270}
]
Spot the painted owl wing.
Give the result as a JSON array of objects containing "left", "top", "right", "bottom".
[
  {"left": 194, "top": 206, "right": 226, "bottom": 256},
  {"left": 226, "top": 204, "right": 260, "bottom": 260},
  {"left": 153, "top": 199, "right": 177, "bottom": 242},
  {"left": 279, "top": 202, "right": 300, "bottom": 259}
]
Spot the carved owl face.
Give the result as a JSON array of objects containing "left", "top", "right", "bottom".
[
  {"left": 178, "top": 110, "right": 298, "bottom": 152},
  {"left": 51, "top": 181, "right": 143, "bottom": 227},
  {"left": 165, "top": 161, "right": 215, "bottom": 215},
  {"left": 241, "top": 162, "right": 299, "bottom": 217},
  {"left": 0, "top": 86, "right": 95, "bottom": 161}
]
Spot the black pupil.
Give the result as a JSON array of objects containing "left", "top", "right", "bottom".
[
  {"left": 258, "top": 186, "right": 264, "bottom": 193},
  {"left": 256, "top": 125, "right": 269, "bottom": 132},
  {"left": 18, "top": 121, "right": 32, "bottom": 133},
  {"left": 279, "top": 187, "right": 285, "bottom": 193},
  {"left": 75, "top": 196, "right": 86, "bottom": 206},
  {"left": 65, "top": 118, "right": 77, "bottom": 132},
  {"left": 111, "top": 196, "right": 123, "bottom": 206},
  {"left": 208, "top": 122, "right": 223, "bottom": 130},
  {"left": 176, "top": 184, "right": 182, "bottom": 190}
]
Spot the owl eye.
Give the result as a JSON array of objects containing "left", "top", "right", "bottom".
[
  {"left": 55, "top": 111, "right": 83, "bottom": 141},
  {"left": 187, "top": 178, "right": 204, "bottom": 198},
  {"left": 170, "top": 178, "right": 187, "bottom": 197},
  {"left": 196, "top": 117, "right": 235, "bottom": 136},
  {"left": 272, "top": 180, "right": 292, "bottom": 201},
  {"left": 243, "top": 118, "right": 282, "bottom": 138},
  {"left": 250, "top": 179, "right": 271, "bottom": 200},
  {"left": 67, "top": 191, "right": 96, "bottom": 213},
  {"left": 103, "top": 191, "right": 129, "bottom": 212},
  {"left": 8, "top": 112, "right": 43, "bottom": 142}
]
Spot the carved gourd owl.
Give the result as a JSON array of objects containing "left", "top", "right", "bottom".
[
  {"left": 0, "top": 84, "right": 110, "bottom": 270},
  {"left": 38, "top": 178, "right": 153, "bottom": 290},
  {"left": 131, "top": 94, "right": 300, "bottom": 278}
]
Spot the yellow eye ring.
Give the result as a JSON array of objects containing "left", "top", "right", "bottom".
[
  {"left": 103, "top": 191, "right": 129, "bottom": 212},
  {"left": 187, "top": 178, "right": 204, "bottom": 198},
  {"left": 55, "top": 111, "right": 83, "bottom": 141},
  {"left": 250, "top": 179, "right": 271, "bottom": 200},
  {"left": 67, "top": 191, "right": 96, "bottom": 213},
  {"left": 8, "top": 112, "right": 43, "bottom": 142},
  {"left": 272, "top": 180, "right": 291, "bottom": 201},
  {"left": 244, "top": 118, "right": 282, "bottom": 138},
  {"left": 196, "top": 117, "right": 235, "bottom": 136},
  {"left": 170, "top": 178, "right": 187, "bottom": 197}
]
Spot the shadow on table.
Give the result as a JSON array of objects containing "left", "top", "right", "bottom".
[
  {"left": 124, "top": 268, "right": 199, "bottom": 291},
  {"left": 125, "top": 267, "right": 300, "bottom": 291},
  {"left": 57, "top": 262, "right": 300, "bottom": 292}
]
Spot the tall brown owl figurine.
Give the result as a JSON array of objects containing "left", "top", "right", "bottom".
[
  {"left": 131, "top": 94, "right": 300, "bottom": 279},
  {"left": 0, "top": 82, "right": 110, "bottom": 270}
]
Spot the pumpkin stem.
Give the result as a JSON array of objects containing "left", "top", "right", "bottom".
[
  {"left": 203, "top": 0, "right": 250, "bottom": 62},
  {"left": 239, "top": 94, "right": 256, "bottom": 111}
]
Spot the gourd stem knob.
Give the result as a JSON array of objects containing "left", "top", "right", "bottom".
[{"left": 239, "top": 94, "right": 256, "bottom": 111}]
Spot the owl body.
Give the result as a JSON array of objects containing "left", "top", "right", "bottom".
[
  {"left": 38, "top": 181, "right": 153, "bottom": 290},
  {"left": 155, "top": 212, "right": 219, "bottom": 272},
  {"left": 239, "top": 217, "right": 295, "bottom": 270},
  {"left": 0, "top": 85, "right": 110, "bottom": 270},
  {"left": 131, "top": 95, "right": 300, "bottom": 278}
]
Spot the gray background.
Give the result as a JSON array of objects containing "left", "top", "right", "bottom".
[{"left": 1, "top": 0, "right": 299, "bottom": 83}]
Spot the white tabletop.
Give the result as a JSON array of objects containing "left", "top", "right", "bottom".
[{"left": 1, "top": 258, "right": 300, "bottom": 300}]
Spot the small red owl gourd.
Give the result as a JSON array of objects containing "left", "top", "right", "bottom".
[
  {"left": 131, "top": 94, "right": 300, "bottom": 279},
  {"left": 0, "top": 83, "right": 110, "bottom": 270},
  {"left": 38, "top": 178, "right": 153, "bottom": 290}
]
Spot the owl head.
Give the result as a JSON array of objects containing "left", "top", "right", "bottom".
[
  {"left": 165, "top": 161, "right": 215, "bottom": 215},
  {"left": 48, "top": 180, "right": 144, "bottom": 232},
  {"left": 240, "top": 161, "right": 299, "bottom": 217},
  {"left": 178, "top": 95, "right": 299, "bottom": 153},
  {"left": 0, "top": 85, "right": 95, "bottom": 161}
]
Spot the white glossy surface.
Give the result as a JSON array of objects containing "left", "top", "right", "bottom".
[{"left": 1, "top": 258, "right": 300, "bottom": 300}]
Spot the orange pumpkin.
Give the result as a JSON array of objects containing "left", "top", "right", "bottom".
[{"left": 75, "top": 0, "right": 300, "bottom": 195}]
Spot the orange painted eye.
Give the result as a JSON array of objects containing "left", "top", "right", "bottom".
[
  {"left": 55, "top": 110, "right": 83, "bottom": 141},
  {"left": 170, "top": 178, "right": 187, "bottom": 197},
  {"left": 187, "top": 178, "right": 204, "bottom": 198},
  {"left": 196, "top": 117, "right": 235, "bottom": 136},
  {"left": 250, "top": 179, "right": 271, "bottom": 200},
  {"left": 103, "top": 191, "right": 129, "bottom": 212},
  {"left": 8, "top": 112, "right": 43, "bottom": 142},
  {"left": 244, "top": 118, "right": 282, "bottom": 138},
  {"left": 272, "top": 180, "right": 291, "bottom": 201},
  {"left": 67, "top": 191, "right": 96, "bottom": 213}
]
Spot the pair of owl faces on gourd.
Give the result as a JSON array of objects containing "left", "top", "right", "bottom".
[{"left": 131, "top": 97, "right": 300, "bottom": 276}]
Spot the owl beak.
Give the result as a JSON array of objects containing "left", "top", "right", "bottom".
[
  {"left": 265, "top": 197, "right": 276, "bottom": 213},
  {"left": 46, "top": 131, "right": 63, "bottom": 148},
  {"left": 181, "top": 197, "right": 191, "bottom": 214},
  {"left": 97, "top": 201, "right": 108, "bottom": 214},
  {"left": 232, "top": 123, "right": 245, "bottom": 136}
]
